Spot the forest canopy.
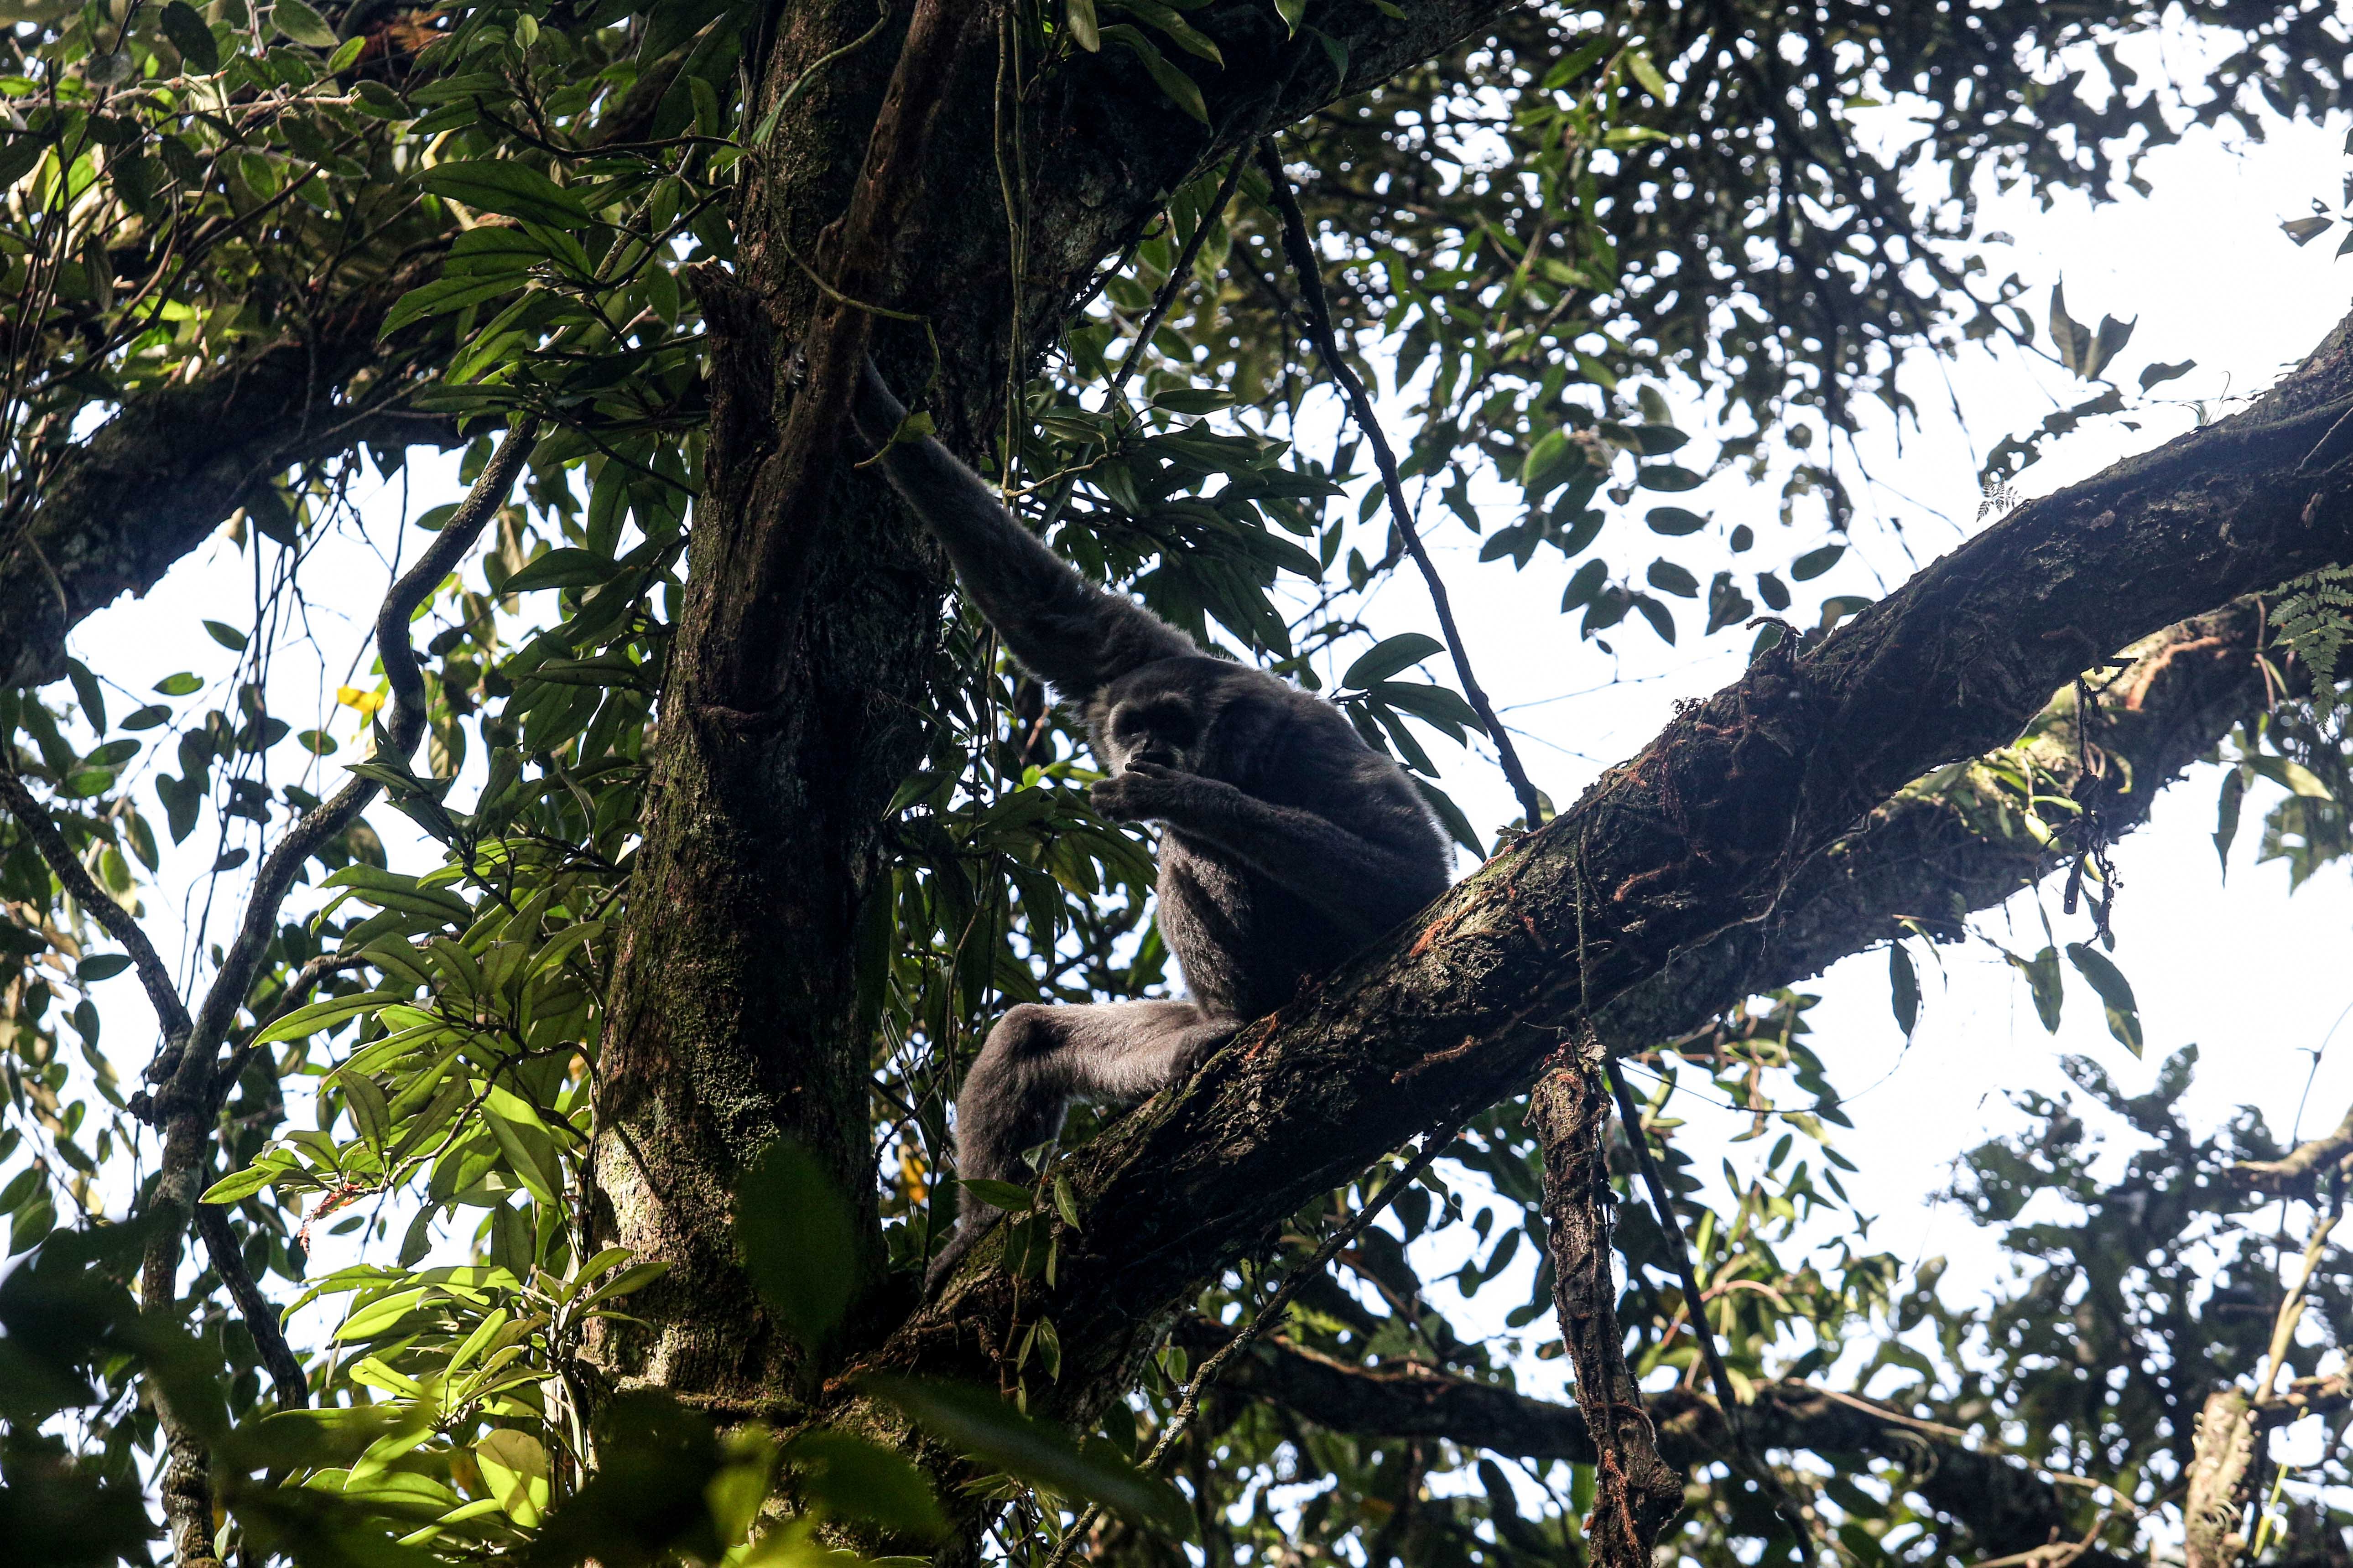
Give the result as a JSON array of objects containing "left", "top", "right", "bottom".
[{"left": 0, "top": 1, "right": 2350, "bottom": 1566}]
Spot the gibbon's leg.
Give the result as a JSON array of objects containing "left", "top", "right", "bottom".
[{"left": 927, "top": 999, "right": 1236, "bottom": 1289}]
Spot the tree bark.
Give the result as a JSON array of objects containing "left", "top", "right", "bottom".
[
  {"left": 1528, "top": 1044, "right": 1685, "bottom": 1566},
  {"left": 1192, "top": 1327, "right": 2124, "bottom": 1564},
  {"left": 0, "top": 261, "right": 455, "bottom": 689},
  {"left": 588, "top": 0, "right": 1564, "bottom": 1407},
  {"left": 2187, "top": 1387, "right": 2259, "bottom": 1568},
  {"left": 853, "top": 304, "right": 2353, "bottom": 1478},
  {"left": 1597, "top": 593, "right": 2282, "bottom": 1053}
]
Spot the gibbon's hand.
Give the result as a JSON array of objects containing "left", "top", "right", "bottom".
[{"left": 1090, "top": 760, "right": 1211, "bottom": 823}]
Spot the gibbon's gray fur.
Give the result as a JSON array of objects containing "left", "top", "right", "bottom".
[{"left": 850, "top": 362, "right": 1453, "bottom": 1288}]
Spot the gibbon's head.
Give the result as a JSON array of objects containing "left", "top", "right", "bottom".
[{"left": 1091, "top": 656, "right": 1291, "bottom": 783}]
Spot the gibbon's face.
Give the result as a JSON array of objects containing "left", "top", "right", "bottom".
[{"left": 1104, "top": 689, "right": 1203, "bottom": 774}]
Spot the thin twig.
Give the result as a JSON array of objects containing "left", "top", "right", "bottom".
[
  {"left": 208, "top": 951, "right": 373, "bottom": 1115},
  {"left": 2259, "top": 1192, "right": 2341, "bottom": 1400},
  {"left": 1109, "top": 148, "right": 1250, "bottom": 397},
  {"left": 181, "top": 414, "right": 540, "bottom": 1070},
  {"left": 1973, "top": 1508, "right": 2116, "bottom": 1568},
  {"left": 1604, "top": 1057, "right": 1818, "bottom": 1556},
  {"left": 1256, "top": 139, "right": 1546, "bottom": 832},
  {"left": 1039, "top": 1116, "right": 1467, "bottom": 1568},
  {"left": 0, "top": 762, "right": 193, "bottom": 1045}
]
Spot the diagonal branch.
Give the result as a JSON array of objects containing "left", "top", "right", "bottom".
[
  {"left": 2231, "top": 1102, "right": 2353, "bottom": 1197},
  {"left": 0, "top": 258, "right": 461, "bottom": 690},
  {"left": 179, "top": 415, "right": 540, "bottom": 1069},
  {"left": 878, "top": 303, "right": 2353, "bottom": 1453},
  {"left": 0, "top": 762, "right": 192, "bottom": 1045},
  {"left": 122, "top": 413, "right": 536, "bottom": 1567},
  {"left": 1196, "top": 1327, "right": 2132, "bottom": 1564}
]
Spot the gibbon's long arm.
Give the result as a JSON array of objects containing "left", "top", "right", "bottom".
[
  {"left": 1099, "top": 763, "right": 1448, "bottom": 943},
  {"left": 851, "top": 361, "right": 1198, "bottom": 697}
]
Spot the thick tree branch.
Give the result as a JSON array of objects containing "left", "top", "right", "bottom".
[
  {"left": 1598, "top": 595, "right": 2284, "bottom": 1051},
  {"left": 0, "top": 260, "right": 460, "bottom": 689},
  {"left": 873, "top": 306, "right": 2353, "bottom": 1450},
  {"left": 1197, "top": 1328, "right": 2125, "bottom": 1563}
]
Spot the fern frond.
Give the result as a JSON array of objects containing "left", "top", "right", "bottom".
[{"left": 2272, "top": 563, "right": 2353, "bottom": 718}]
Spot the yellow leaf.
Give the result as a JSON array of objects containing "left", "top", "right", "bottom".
[{"left": 337, "top": 685, "right": 387, "bottom": 715}]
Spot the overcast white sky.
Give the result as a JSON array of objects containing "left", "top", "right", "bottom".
[{"left": 50, "top": 57, "right": 2353, "bottom": 1452}]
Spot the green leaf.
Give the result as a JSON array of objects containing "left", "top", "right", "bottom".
[
  {"left": 76, "top": 954, "right": 132, "bottom": 983},
  {"left": 2084, "top": 313, "right": 2136, "bottom": 381},
  {"left": 782, "top": 1431, "right": 947, "bottom": 1539},
  {"left": 1342, "top": 633, "right": 1443, "bottom": 690},
  {"left": 1888, "top": 941, "right": 1919, "bottom": 1037},
  {"left": 1646, "top": 560, "right": 1699, "bottom": 598},
  {"left": 476, "top": 1428, "right": 549, "bottom": 1526},
  {"left": 354, "top": 80, "right": 410, "bottom": 118},
  {"left": 271, "top": 0, "right": 339, "bottom": 47},
  {"left": 861, "top": 1376, "right": 1191, "bottom": 1534},
  {"left": 1370, "top": 680, "right": 1484, "bottom": 737},
  {"left": 735, "top": 1140, "right": 858, "bottom": 1351},
  {"left": 2008, "top": 945, "right": 2064, "bottom": 1033},
  {"left": 154, "top": 672, "right": 203, "bottom": 696},
  {"left": 2066, "top": 943, "right": 2144, "bottom": 1056},
  {"left": 1790, "top": 543, "right": 1844, "bottom": 581},
  {"left": 1065, "top": 0, "right": 1100, "bottom": 49},
  {"left": 1624, "top": 49, "right": 1670, "bottom": 100},
  {"left": 1634, "top": 462, "right": 1702, "bottom": 492},
  {"left": 380, "top": 273, "right": 530, "bottom": 337},
  {"left": 2048, "top": 282, "right": 2091, "bottom": 376},
  {"left": 1521, "top": 431, "right": 1588, "bottom": 498},
  {"left": 502, "top": 547, "right": 616, "bottom": 594},
  {"left": 252, "top": 990, "right": 404, "bottom": 1047},
  {"left": 199, "top": 1163, "right": 278, "bottom": 1205},
  {"left": 956, "top": 1177, "right": 1038, "bottom": 1213},
  {"left": 1123, "top": 0, "right": 1223, "bottom": 64},
  {"left": 421, "top": 161, "right": 591, "bottom": 229},
  {"left": 2139, "top": 358, "right": 2196, "bottom": 390},
  {"left": 1102, "top": 26, "right": 1208, "bottom": 124},
  {"left": 344, "top": 1073, "right": 393, "bottom": 1152},
  {"left": 1560, "top": 558, "right": 1607, "bottom": 611},
  {"left": 1645, "top": 506, "right": 1707, "bottom": 535},
  {"left": 204, "top": 620, "right": 249, "bottom": 652},
  {"left": 2213, "top": 766, "right": 2245, "bottom": 874}
]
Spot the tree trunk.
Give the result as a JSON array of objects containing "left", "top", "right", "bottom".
[{"left": 587, "top": 0, "right": 1514, "bottom": 1413}]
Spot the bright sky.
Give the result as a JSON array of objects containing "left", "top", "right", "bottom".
[{"left": 48, "top": 45, "right": 2353, "bottom": 1490}]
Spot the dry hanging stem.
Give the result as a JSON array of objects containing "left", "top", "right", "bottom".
[
  {"left": 1529, "top": 1042, "right": 1683, "bottom": 1568},
  {"left": 1256, "top": 138, "right": 1547, "bottom": 833}
]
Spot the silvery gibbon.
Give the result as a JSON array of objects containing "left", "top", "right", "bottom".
[{"left": 850, "top": 362, "right": 1452, "bottom": 1288}]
